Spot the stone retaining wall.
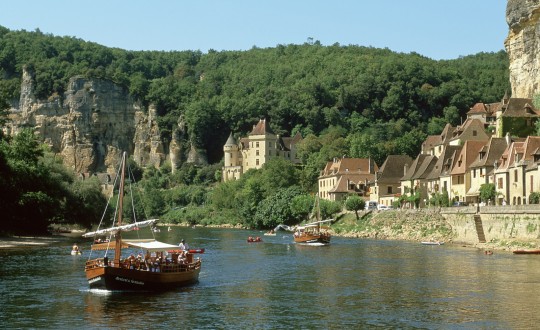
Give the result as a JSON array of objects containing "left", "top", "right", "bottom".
[{"left": 440, "top": 206, "right": 540, "bottom": 245}]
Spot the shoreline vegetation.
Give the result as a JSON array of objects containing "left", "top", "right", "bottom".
[{"left": 2, "top": 209, "right": 537, "bottom": 252}]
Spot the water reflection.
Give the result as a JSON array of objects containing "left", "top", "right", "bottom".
[{"left": 2, "top": 228, "right": 540, "bottom": 328}]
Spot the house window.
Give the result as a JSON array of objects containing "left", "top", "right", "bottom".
[
  {"left": 498, "top": 177, "right": 503, "bottom": 189},
  {"left": 256, "top": 142, "right": 259, "bottom": 148},
  {"left": 256, "top": 150, "right": 259, "bottom": 156},
  {"left": 473, "top": 130, "right": 477, "bottom": 136},
  {"left": 473, "top": 169, "right": 476, "bottom": 178},
  {"left": 387, "top": 186, "right": 392, "bottom": 194},
  {"left": 531, "top": 175, "right": 534, "bottom": 192},
  {"left": 256, "top": 159, "right": 259, "bottom": 166},
  {"left": 514, "top": 169, "right": 518, "bottom": 182}
]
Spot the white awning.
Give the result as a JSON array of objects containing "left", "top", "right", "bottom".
[{"left": 126, "top": 240, "right": 179, "bottom": 252}]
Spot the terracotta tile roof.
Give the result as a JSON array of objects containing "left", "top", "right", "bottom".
[
  {"left": 469, "top": 137, "right": 509, "bottom": 169},
  {"left": 329, "top": 174, "right": 374, "bottom": 193},
  {"left": 320, "top": 157, "right": 379, "bottom": 177},
  {"left": 449, "top": 118, "right": 490, "bottom": 143},
  {"left": 451, "top": 140, "right": 487, "bottom": 175},
  {"left": 281, "top": 132, "right": 303, "bottom": 150},
  {"left": 440, "top": 123, "right": 455, "bottom": 144},
  {"left": 249, "top": 118, "right": 275, "bottom": 135},
  {"left": 522, "top": 136, "right": 540, "bottom": 161},
  {"left": 501, "top": 98, "right": 540, "bottom": 117},
  {"left": 426, "top": 145, "right": 462, "bottom": 180},
  {"left": 467, "top": 102, "right": 488, "bottom": 115},
  {"left": 495, "top": 138, "right": 527, "bottom": 171},
  {"left": 422, "top": 135, "right": 441, "bottom": 153},
  {"left": 376, "top": 155, "right": 413, "bottom": 183},
  {"left": 402, "top": 154, "right": 437, "bottom": 181}
]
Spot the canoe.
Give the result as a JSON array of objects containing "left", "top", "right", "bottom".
[
  {"left": 421, "top": 241, "right": 444, "bottom": 245},
  {"left": 513, "top": 250, "right": 540, "bottom": 254}
]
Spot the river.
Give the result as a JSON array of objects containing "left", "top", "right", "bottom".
[{"left": 1, "top": 227, "right": 539, "bottom": 329}]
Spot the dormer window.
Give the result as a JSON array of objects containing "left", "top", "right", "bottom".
[{"left": 472, "top": 130, "right": 477, "bottom": 137}]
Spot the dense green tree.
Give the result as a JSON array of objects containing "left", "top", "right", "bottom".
[
  {"left": 345, "top": 195, "right": 365, "bottom": 220},
  {"left": 252, "top": 186, "right": 304, "bottom": 229},
  {"left": 290, "top": 194, "right": 315, "bottom": 222},
  {"left": 479, "top": 183, "right": 496, "bottom": 204}
]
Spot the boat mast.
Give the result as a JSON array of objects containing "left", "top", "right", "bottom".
[{"left": 114, "top": 152, "right": 126, "bottom": 267}]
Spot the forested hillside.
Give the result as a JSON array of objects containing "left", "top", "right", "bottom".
[
  {"left": 1, "top": 26, "right": 509, "bottom": 164},
  {"left": 0, "top": 26, "right": 511, "bottom": 232}
]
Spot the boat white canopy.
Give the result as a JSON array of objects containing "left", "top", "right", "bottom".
[
  {"left": 82, "top": 219, "right": 158, "bottom": 238},
  {"left": 126, "top": 240, "right": 180, "bottom": 252}
]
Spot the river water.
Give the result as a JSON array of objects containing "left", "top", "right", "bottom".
[{"left": 1, "top": 227, "right": 540, "bottom": 329}]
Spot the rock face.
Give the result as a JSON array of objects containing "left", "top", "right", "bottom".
[
  {"left": 505, "top": 0, "right": 540, "bottom": 98},
  {"left": 7, "top": 67, "right": 206, "bottom": 174}
]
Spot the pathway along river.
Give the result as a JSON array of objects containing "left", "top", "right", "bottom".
[{"left": 1, "top": 227, "right": 540, "bottom": 329}]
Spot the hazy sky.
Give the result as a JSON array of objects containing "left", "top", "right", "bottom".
[{"left": 0, "top": 0, "right": 508, "bottom": 60}]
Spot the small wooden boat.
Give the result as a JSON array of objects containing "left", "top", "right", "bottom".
[
  {"left": 421, "top": 241, "right": 444, "bottom": 245},
  {"left": 513, "top": 249, "right": 540, "bottom": 254},
  {"left": 83, "top": 152, "right": 201, "bottom": 291},
  {"left": 293, "top": 197, "right": 332, "bottom": 246}
]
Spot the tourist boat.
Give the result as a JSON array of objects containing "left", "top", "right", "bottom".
[
  {"left": 83, "top": 152, "right": 202, "bottom": 291},
  {"left": 293, "top": 197, "right": 332, "bottom": 246},
  {"left": 513, "top": 249, "right": 540, "bottom": 254},
  {"left": 421, "top": 241, "right": 444, "bottom": 245}
]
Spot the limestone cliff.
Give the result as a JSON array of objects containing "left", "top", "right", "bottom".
[
  {"left": 7, "top": 67, "right": 206, "bottom": 174},
  {"left": 505, "top": 0, "right": 540, "bottom": 98}
]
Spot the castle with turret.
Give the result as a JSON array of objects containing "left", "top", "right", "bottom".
[{"left": 222, "top": 119, "right": 303, "bottom": 181}]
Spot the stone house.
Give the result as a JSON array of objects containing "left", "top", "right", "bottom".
[
  {"left": 449, "top": 140, "right": 487, "bottom": 203},
  {"left": 495, "top": 136, "right": 540, "bottom": 205},
  {"left": 427, "top": 145, "right": 462, "bottom": 198},
  {"left": 466, "top": 136, "right": 510, "bottom": 204},
  {"left": 448, "top": 118, "right": 491, "bottom": 146},
  {"left": 498, "top": 97, "right": 539, "bottom": 138},
  {"left": 370, "top": 155, "right": 413, "bottom": 207},
  {"left": 400, "top": 154, "right": 438, "bottom": 208},
  {"left": 222, "top": 119, "right": 302, "bottom": 182},
  {"left": 318, "top": 157, "right": 378, "bottom": 201}
]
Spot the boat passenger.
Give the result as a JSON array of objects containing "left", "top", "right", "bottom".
[{"left": 178, "top": 239, "right": 189, "bottom": 250}]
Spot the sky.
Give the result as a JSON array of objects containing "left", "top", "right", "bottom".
[{"left": 0, "top": 1, "right": 508, "bottom": 60}]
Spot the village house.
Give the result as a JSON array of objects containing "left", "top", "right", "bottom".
[
  {"left": 498, "top": 97, "right": 540, "bottom": 138},
  {"left": 400, "top": 154, "right": 438, "bottom": 208},
  {"left": 494, "top": 136, "right": 540, "bottom": 205},
  {"left": 427, "top": 145, "right": 462, "bottom": 200},
  {"left": 318, "top": 157, "right": 378, "bottom": 201},
  {"left": 370, "top": 155, "right": 413, "bottom": 207},
  {"left": 449, "top": 140, "right": 487, "bottom": 203},
  {"left": 494, "top": 139, "right": 526, "bottom": 205},
  {"left": 222, "top": 119, "right": 302, "bottom": 182},
  {"left": 466, "top": 136, "right": 510, "bottom": 205}
]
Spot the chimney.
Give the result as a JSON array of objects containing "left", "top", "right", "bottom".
[{"left": 505, "top": 132, "right": 511, "bottom": 146}]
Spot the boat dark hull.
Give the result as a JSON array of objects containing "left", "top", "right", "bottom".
[
  {"left": 86, "top": 262, "right": 201, "bottom": 291},
  {"left": 513, "top": 250, "right": 540, "bottom": 255},
  {"left": 294, "top": 233, "right": 331, "bottom": 246}
]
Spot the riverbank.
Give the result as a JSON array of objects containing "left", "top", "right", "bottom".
[
  {"left": 4, "top": 208, "right": 539, "bottom": 252},
  {"left": 331, "top": 208, "right": 540, "bottom": 252},
  {"left": 0, "top": 236, "right": 65, "bottom": 248}
]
